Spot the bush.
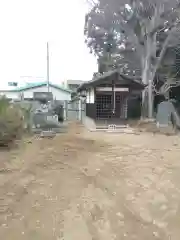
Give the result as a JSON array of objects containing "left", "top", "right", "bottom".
[
  {"left": 0, "top": 97, "right": 24, "bottom": 146},
  {"left": 20, "top": 104, "right": 33, "bottom": 133}
]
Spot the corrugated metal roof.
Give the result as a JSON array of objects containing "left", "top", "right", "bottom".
[{"left": 0, "top": 82, "right": 72, "bottom": 93}]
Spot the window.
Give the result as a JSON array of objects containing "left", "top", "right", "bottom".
[{"left": 8, "top": 82, "right": 18, "bottom": 87}]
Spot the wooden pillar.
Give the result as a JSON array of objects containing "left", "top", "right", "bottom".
[
  {"left": 78, "top": 99, "right": 82, "bottom": 121},
  {"left": 112, "top": 80, "right": 115, "bottom": 117}
]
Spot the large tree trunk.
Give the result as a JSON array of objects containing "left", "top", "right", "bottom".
[
  {"left": 141, "top": 73, "right": 154, "bottom": 119},
  {"left": 141, "top": 36, "right": 155, "bottom": 119},
  {"left": 141, "top": 58, "right": 149, "bottom": 118},
  {"left": 141, "top": 90, "right": 148, "bottom": 118},
  {"left": 141, "top": 57, "right": 154, "bottom": 118},
  {"left": 148, "top": 76, "right": 154, "bottom": 119}
]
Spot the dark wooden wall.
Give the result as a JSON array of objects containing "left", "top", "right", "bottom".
[
  {"left": 86, "top": 103, "right": 96, "bottom": 119},
  {"left": 85, "top": 85, "right": 143, "bottom": 120}
]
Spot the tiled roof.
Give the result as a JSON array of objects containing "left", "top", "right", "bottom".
[{"left": 77, "top": 70, "right": 144, "bottom": 91}]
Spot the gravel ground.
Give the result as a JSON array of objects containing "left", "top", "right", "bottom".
[{"left": 0, "top": 124, "right": 180, "bottom": 239}]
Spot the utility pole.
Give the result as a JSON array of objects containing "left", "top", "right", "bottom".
[{"left": 47, "top": 42, "right": 50, "bottom": 92}]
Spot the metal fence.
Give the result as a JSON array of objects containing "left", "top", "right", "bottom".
[
  {"left": 63, "top": 100, "right": 85, "bottom": 122},
  {"left": 14, "top": 98, "right": 86, "bottom": 132},
  {"left": 14, "top": 100, "right": 65, "bottom": 133}
]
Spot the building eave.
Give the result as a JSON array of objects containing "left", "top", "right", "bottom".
[{"left": 77, "top": 70, "right": 144, "bottom": 91}]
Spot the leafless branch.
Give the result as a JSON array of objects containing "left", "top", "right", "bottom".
[{"left": 152, "top": 22, "right": 180, "bottom": 81}]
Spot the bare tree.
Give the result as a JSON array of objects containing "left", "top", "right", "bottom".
[{"left": 85, "top": 0, "right": 180, "bottom": 118}]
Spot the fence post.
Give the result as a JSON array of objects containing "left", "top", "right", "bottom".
[
  {"left": 78, "top": 99, "right": 82, "bottom": 121},
  {"left": 63, "top": 101, "right": 68, "bottom": 121}
]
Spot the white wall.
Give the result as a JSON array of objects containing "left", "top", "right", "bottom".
[
  {"left": 86, "top": 87, "right": 94, "bottom": 103},
  {"left": 21, "top": 85, "right": 71, "bottom": 101},
  {"left": 0, "top": 85, "right": 71, "bottom": 101},
  {"left": 0, "top": 91, "right": 20, "bottom": 100}
]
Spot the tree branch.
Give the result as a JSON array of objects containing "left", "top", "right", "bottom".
[
  {"left": 152, "top": 23, "right": 180, "bottom": 81},
  {"left": 147, "top": 4, "right": 165, "bottom": 36}
]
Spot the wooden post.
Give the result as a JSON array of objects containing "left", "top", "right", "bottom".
[
  {"left": 78, "top": 99, "right": 82, "bottom": 121},
  {"left": 112, "top": 80, "right": 115, "bottom": 117}
]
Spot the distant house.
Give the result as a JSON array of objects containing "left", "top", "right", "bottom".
[
  {"left": 0, "top": 82, "right": 72, "bottom": 101},
  {"left": 62, "top": 80, "right": 86, "bottom": 100},
  {"left": 8, "top": 82, "right": 18, "bottom": 87},
  {"left": 64, "top": 80, "right": 85, "bottom": 92}
]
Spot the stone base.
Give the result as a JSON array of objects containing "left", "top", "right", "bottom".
[{"left": 90, "top": 127, "right": 136, "bottom": 134}]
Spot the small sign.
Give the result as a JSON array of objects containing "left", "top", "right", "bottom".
[
  {"left": 34, "top": 92, "right": 53, "bottom": 101},
  {"left": 46, "top": 115, "right": 58, "bottom": 122},
  {"left": 96, "top": 87, "right": 129, "bottom": 92},
  {"left": 108, "top": 124, "right": 117, "bottom": 130}
]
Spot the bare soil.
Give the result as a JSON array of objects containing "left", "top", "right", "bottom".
[{"left": 0, "top": 123, "right": 180, "bottom": 239}]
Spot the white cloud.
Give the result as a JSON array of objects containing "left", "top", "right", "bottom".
[{"left": 0, "top": 0, "right": 97, "bottom": 86}]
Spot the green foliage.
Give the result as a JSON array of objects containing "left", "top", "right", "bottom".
[
  {"left": 0, "top": 96, "right": 10, "bottom": 114},
  {"left": 20, "top": 104, "right": 33, "bottom": 133},
  {"left": 0, "top": 97, "right": 24, "bottom": 146},
  {"left": 85, "top": 0, "right": 180, "bottom": 79}
]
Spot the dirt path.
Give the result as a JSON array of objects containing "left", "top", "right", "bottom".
[{"left": 0, "top": 124, "right": 180, "bottom": 239}]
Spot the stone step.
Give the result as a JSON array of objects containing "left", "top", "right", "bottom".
[
  {"left": 90, "top": 127, "right": 136, "bottom": 134},
  {"left": 40, "top": 130, "right": 56, "bottom": 138},
  {"left": 96, "top": 124, "right": 128, "bottom": 130},
  {"left": 32, "top": 127, "right": 67, "bottom": 134}
]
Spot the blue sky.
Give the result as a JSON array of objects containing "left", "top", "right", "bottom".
[{"left": 0, "top": 0, "right": 97, "bottom": 87}]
